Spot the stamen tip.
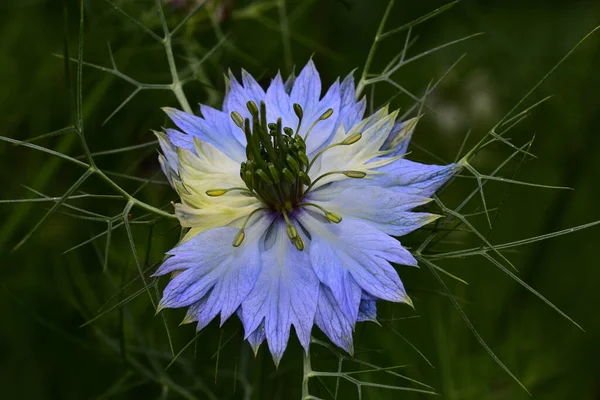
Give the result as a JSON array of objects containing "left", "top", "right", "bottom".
[
  {"left": 293, "top": 103, "right": 304, "bottom": 119},
  {"left": 206, "top": 189, "right": 227, "bottom": 197},
  {"left": 342, "top": 132, "right": 362, "bottom": 145},
  {"left": 326, "top": 212, "right": 343, "bottom": 224},
  {"left": 343, "top": 170, "right": 367, "bottom": 178},
  {"left": 294, "top": 236, "right": 305, "bottom": 251},
  {"left": 232, "top": 229, "right": 245, "bottom": 247},
  {"left": 320, "top": 108, "right": 334, "bottom": 120}
]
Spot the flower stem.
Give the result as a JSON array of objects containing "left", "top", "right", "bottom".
[
  {"left": 94, "top": 169, "right": 177, "bottom": 220},
  {"left": 355, "top": 0, "right": 396, "bottom": 100},
  {"left": 155, "top": 0, "right": 193, "bottom": 114},
  {"left": 301, "top": 347, "right": 312, "bottom": 400}
]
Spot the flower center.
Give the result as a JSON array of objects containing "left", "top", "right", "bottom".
[
  {"left": 234, "top": 101, "right": 314, "bottom": 212},
  {"left": 206, "top": 100, "right": 367, "bottom": 250}
]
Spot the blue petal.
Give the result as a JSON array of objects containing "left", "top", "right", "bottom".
[
  {"left": 163, "top": 107, "right": 246, "bottom": 162},
  {"left": 184, "top": 291, "right": 218, "bottom": 330},
  {"left": 156, "top": 218, "right": 270, "bottom": 327},
  {"left": 357, "top": 295, "right": 377, "bottom": 322},
  {"left": 314, "top": 285, "right": 354, "bottom": 354},
  {"left": 288, "top": 61, "right": 344, "bottom": 154},
  {"left": 200, "top": 104, "right": 245, "bottom": 147},
  {"left": 307, "top": 185, "right": 439, "bottom": 236},
  {"left": 155, "top": 130, "right": 180, "bottom": 170},
  {"left": 224, "top": 70, "right": 266, "bottom": 118},
  {"left": 264, "top": 72, "right": 296, "bottom": 131},
  {"left": 290, "top": 60, "right": 321, "bottom": 113},
  {"left": 307, "top": 231, "right": 362, "bottom": 323},
  {"left": 299, "top": 212, "right": 414, "bottom": 304},
  {"left": 247, "top": 320, "right": 266, "bottom": 355},
  {"left": 303, "top": 79, "right": 342, "bottom": 154},
  {"left": 327, "top": 158, "right": 456, "bottom": 197},
  {"left": 382, "top": 119, "right": 415, "bottom": 156},
  {"left": 337, "top": 72, "right": 366, "bottom": 131},
  {"left": 155, "top": 130, "right": 180, "bottom": 187},
  {"left": 164, "top": 128, "right": 194, "bottom": 151},
  {"left": 375, "top": 159, "right": 458, "bottom": 197},
  {"left": 241, "top": 219, "right": 319, "bottom": 365}
]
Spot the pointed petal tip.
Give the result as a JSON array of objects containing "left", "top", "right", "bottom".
[
  {"left": 179, "top": 314, "right": 195, "bottom": 326},
  {"left": 347, "top": 345, "right": 355, "bottom": 358},
  {"left": 272, "top": 353, "right": 282, "bottom": 369},
  {"left": 404, "top": 295, "right": 415, "bottom": 310},
  {"left": 369, "top": 319, "right": 382, "bottom": 327},
  {"left": 428, "top": 214, "right": 444, "bottom": 224},
  {"left": 251, "top": 344, "right": 261, "bottom": 357}
]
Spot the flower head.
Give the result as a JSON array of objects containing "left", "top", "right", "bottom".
[{"left": 154, "top": 60, "right": 456, "bottom": 364}]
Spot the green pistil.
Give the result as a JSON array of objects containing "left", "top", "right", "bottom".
[{"left": 232, "top": 100, "right": 313, "bottom": 212}]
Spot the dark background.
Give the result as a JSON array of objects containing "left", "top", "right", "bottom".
[{"left": 1, "top": 0, "right": 599, "bottom": 399}]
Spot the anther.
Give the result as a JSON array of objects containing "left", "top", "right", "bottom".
[
  {"left": 319, "top": 108, "right": 334, "bottom": 121},
  {"left": 256, "top": 169, "right": 273, "bottom": 185},
  {"left": 246, "top": 101, "right": 258, "bottom": 117},
  {"left": 282, "top": 167, "right": 296, "bottom": 182},
  {"left": 206, "top": 187, "right": 250, "bottom": 197},
  {"left": 304, "top": 108, "right": 335, "bottom": 142},
  {"left": 294, "top": 103, "right": 304, "bottom": 134},
  {"left": 294, "top": 235, "right": 305, "bottom": 251},
  {"left": 299, "top": 202, "right": 343, "bottom": 224},
  {"left": 325, "top": 212, "right": 343, "bottom": 223},
  {"left": 293, "top": 103, "right": 304, "bottom": 119},
  {"left": 268, "top": 163, "right": 280, "bottom": 182},
  {"left": 206, "top": 189, "right": 228, "bottom": 197},
  {"left": 341, "top": 132, "right": 362, "bottom": 145},
  {"left": 343, "top": 170, "right": 367, "bottom": 178},
  {"left": 282, "top": 210, "right": 298, "bottom": 240},
  {"left": 286, "top": 155, "right": 300, "bottom": 173},
  {"left": 298, "top": 171, "right": 311, "bottom": 186},
  {"left": 298, "top": 152, "right": 309, "bottom": 166},
  {"left": 232, "top": 229, "right": 245, "bottom": 247},
  {"left": 231, "top": 111, "right": 244, "bottom": 129},
  {"left": 286, "top": 224, "right": 298, "bottom": 239},
  {"left": 231, "top": 207, "right": 267, "bottom": 248}
]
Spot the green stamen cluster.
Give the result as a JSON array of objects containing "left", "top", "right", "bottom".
[
  {"left": 233, "top": 101, "right": 315, "bottom": 212},
  {"left": 208, "top": 100, "right": 368, "bottom": 249}
]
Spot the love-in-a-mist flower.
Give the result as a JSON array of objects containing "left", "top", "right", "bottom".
[{"left": 154, "top": 60, "right": 456, "bottom": 365}]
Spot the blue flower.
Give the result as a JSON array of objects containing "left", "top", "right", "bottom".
[{"left": 154, "top": 60, "right": 457, "bottom": 365}]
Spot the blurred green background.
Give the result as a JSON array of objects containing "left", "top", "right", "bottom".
[{"left": 1, "top": 0, "right": 599, "bottom": 399}]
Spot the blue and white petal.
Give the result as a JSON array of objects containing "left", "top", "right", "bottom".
[
  {"left": 357, "top": 292, "right": 378, "bottom": 323},
  {"left": 314, "top": 285, "right": 355, "bottom": 354},
  {"left": 154, "top": 216, "right": 271, "bottom": 328},
  {"left": 175, "top": 138, "right": 262, "bottom": 234},
  {"left": 306, "top": 185, "right": 439, "bottom": 236},
  {"left": 299, "top": 212, "right": 415, "bottom": 304},
  {"left": 163, "top": 107, "right": 246, "bottom": 162},
  {"left": 240, "top": 219, "right": 319, "bottom": 365}
]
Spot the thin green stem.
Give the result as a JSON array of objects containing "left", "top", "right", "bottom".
[
  {"left": 301, "top": 347, "right": 312, "bottom": 399},
  {"left": 155, "top": 0, "right": 192, "bottom": 113},
  {"left": 94, "top": 169, "right": 177, "bottom": 220},
  {"left": 355, "top": 0, "right": 395, "bottom": 99}
]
